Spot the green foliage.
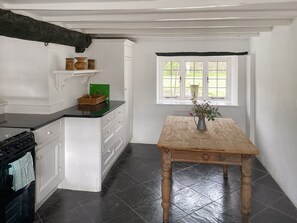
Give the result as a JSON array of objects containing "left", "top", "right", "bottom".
[{"left": 191, "top": 101, "right": 221, "bottom": 121}]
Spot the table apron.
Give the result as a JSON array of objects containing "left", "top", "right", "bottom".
[{"left": 171, "top": 150, "right": 242, "bottom": 166}]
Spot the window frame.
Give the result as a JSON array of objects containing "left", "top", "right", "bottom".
[{"left": 157, "top": 56, "right": 233, "bottom": 104}]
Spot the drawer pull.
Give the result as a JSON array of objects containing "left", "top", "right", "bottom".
[
  {"left": 202, "top": 153, "right": 209, "bottom": 161},
  {"left": 47, "top": 131, "right": 53, "bottom": 135}
]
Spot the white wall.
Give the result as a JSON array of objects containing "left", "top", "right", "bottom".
[
  {"left": 250, "top": 20, "right": 297, "bottom": 206},
  {"left": 132, "top": 39, "right": 249, "bottom": 144},
  {"left": 0, "top": 36, "right": 87, "bottom": 113}
]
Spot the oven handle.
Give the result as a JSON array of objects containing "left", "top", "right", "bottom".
[{"left": 5, "top": 143, "right": 36, "bottom": 166}]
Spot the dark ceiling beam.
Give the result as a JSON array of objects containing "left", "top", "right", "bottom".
[{"left": 0, "top": 9, "right": 92, "bottom": 53}]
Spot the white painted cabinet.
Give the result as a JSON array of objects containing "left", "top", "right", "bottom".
[
  {"left": 87, "top": 39, "right": 134, "bottom": 145},
  {"left": 34, "top": 119, "right": 64, "bottom": 210},
  {"left": 61, "top": 104, "right": 125, "bottom": 192},
  {"left": 101, "top": 105, "right": 125, "bottom": 178}
]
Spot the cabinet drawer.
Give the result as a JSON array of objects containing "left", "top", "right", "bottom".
[
  {"left": 102, "top": 112, "right": 114, "bottom": 129},
  {"left": 34, "top": 120, "right": 61, "bottom": 145},
  {"left": 102, "top": 124, "right": 115, "bottom": 149},
  {"left": 102, "top": 146, "right": 115, "bottom": 167},
  {"left": 114, "top": 136, "right": 124, "bottom": 155},
  {"left": 115, "top": 105, "right": 124, "bottom": 119}
]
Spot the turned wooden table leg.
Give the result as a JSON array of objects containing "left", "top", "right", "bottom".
[
  {"left": 241, "top": 155, "right": 253, "bottom": 223},
  {"left": 223, "top": 164, "right": 228, "bottom": 179},
  {"left": 161, "top": 149, "right": 172, "bottom": 223}
]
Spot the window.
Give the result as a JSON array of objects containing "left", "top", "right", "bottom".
[{"left": 157, "top": 56, "right": 235, "bottom": 104}]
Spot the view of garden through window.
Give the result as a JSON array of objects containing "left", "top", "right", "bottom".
[{"left": 159, "top": 56, "right": 230, "bottom": 101}]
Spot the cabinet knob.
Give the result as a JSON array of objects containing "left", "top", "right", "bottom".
[
  {"left": 36, "top": 156, "right": 43, "bottom": 160},
  {"left": 47, "top": 131, "right": 52, "bottom": 135},
  {"left": 202, "top": 153, "right": 209, "bottom": 161}
]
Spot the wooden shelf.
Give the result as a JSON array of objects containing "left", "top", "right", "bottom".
[{"left": 54, "top": 70, "right": 101, "bottom": 90}]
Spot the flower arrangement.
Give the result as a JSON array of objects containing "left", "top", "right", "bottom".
[{"left": 190, "top": 101, "right": 221, "bottom": 121}]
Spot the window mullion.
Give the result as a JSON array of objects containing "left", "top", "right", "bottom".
[
  {"left": 203, "top": 58, "right": 208, "bottom": 100},
  {"left": 180, "top": 59, "right": 185, "bottom": 99}
]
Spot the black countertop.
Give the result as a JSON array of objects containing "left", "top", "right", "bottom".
[{"left": 0, "top": 101, "right": 125, "bottom": 130}]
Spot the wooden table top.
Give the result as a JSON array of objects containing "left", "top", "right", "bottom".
[{"left": 157, "top": 116, "right": 259, "bottom": 155}]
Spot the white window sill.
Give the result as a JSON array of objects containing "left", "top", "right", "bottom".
[{"left": 156, "top": 100, "right": 239, "bottom": 107}]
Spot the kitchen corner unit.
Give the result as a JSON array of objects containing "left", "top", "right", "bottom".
[{"left": 59, "top": 104, "right": 125, "bottom": 192}]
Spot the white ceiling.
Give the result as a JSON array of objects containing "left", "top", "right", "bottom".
[{"left": 2, "top": 0, "right": 297, "bottom": 40}]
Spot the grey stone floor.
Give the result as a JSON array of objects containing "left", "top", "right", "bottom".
[{"left": 35, "top": 143, "right": 297, "bottom": 223}]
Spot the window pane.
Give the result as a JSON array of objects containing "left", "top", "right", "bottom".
[
  {"left": 218, "top": 71, "right": 227, "bottom": 78},
  {"left": 172, "top": 71, "right": 180, "bottom": 77},
  {"left": 163, "top": 79, "right": 171, "bottom": 87},
  {"left": 163, "top": 88, "right": 172, "bottom": 97},
  {"left": 218, "top": 88, "right": 226, "bottom": 97},
  {"left": 218, "top": 62, "right": 227, "bottom": 70},
  {"left": 208, "top": 62, "right": 218, "bottom": 70},
  {"left": 194, "top": 79, "right": 203, "bottom": 86},
  {"left": 195, "top": 62, "right": 203, "bottom": 70},
  {"left": 194, "top": 71, "right": 203, "bottom": 78},
  {"left": 208, "top": 88, "right": 217, "bottom": 97},
  {"left": 161, "top": 61, "right": 181, "bottom": 98},
  {"left": 186, "top": 62, "right": 194, "bottom": 70},
  {"left": 172, "top": 62, "right": 180, "bottom": 70},
  {"left": 208, "top": 71, "right": 217, "bottom": 78},
  {"left": 163, "top": 62, "right": 172, "bottom": 70},
  {"left": 218, "top": 80, "right": 226, "bottom": 88},
  {"left": 185, "top": 79, "right": 194, "bottom": 87},
  {"left": 186, "top": 71, "right": 194, "bottom": 77},
  {"left": 163, "top": 70, "right": 171, "bottom": 77},
  {"left": 208, "top": 80, "right": 217, "bottom": 88},
  {"left": 172, "top": 88, "right": 180, "bottom": 96},
  {"left": 172, "top": 78, "right": 180, "bottom": 88}
]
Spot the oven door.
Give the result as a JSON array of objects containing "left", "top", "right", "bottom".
[{"left": 0, "top": 150, "right": 35, "bottom": 223}]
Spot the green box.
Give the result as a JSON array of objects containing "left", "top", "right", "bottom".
[{"left": 90, "top": 84, "right": 110, "bottom": 100}]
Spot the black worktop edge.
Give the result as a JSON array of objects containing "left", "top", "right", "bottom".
[{"left": 0, "top": 101, "right": 125, "bottom": 131}]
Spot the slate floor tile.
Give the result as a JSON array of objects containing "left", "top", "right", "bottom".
[
  {"left": 103, "top": 172, "right": 141, "bottom": 194},
  {"left": 81, "top": 194, "right": 131, "bottom": 222},
  {"left": 37, "top": 190, "right": 80, "bottom": 219},
  {"left": 116, "top": 184, "right": 160, "bottom": 209},
  {"left": 115, "top": 158, "right": 150, "bottom": 172},
  {"left": 144, "top": 178, "right": 186, "bottom": 198},
  {"left": 172, "top": 162, "right": 194, "bottom": 172},
  {"left": 272, "top": 196, "right": 297, "bottom": 220},
  {"left": 173, "top": 167, "right": 203, "bottom": 187},
  {"left": 251, "top": 183, "right": 285, "bottom": 206},
  {"left": 134, "top": 198, "right": 187, "bottom": 223},
  {"left": 215, "top": 190, "right": 267, "bottom": 221},
  {"left": 252, "top": 157, "right": 268, "bottom": 172},
  {"left": 254, "top": 174, "right": 284, "bottom": 192},
  {"left": 124, "top": 163, "right": 161, "bottom": 183},
  {"left": 103, "top": 210, "right": 145, "bottom": 223},
  {"left": 42, "top": 206, "right": 93, "bottom": 223},
  {"left": 190, "top": 179, "right": 232, "bottom": 201},
  {"left": 251, "top": 207, "right": 297, "bottom": 223},
  {"left": 175, "top": 202, "right": 237, "bottom": 223},
  {"left": 171, "top": 187, "right": 212, "bottom": 214}
]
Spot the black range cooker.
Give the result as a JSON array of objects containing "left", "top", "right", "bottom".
[{"left": 0, "top": 128, "right": 36, "bottom": 223}]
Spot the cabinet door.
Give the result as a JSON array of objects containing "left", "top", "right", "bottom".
[
  {"left": 124, "top": 59, "right": 133, "bottom": 143},
  {"left": 35, "top": 137, "right": 63, "bottom": 204}
]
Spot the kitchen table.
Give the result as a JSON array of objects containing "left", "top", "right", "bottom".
[{"left": 157, "top": 116, "right": 259, "bottom": 223}]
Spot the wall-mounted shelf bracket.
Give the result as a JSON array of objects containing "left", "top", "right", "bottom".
[{"left": 54, "top": 70, "right": 101, "bottom": 90}]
